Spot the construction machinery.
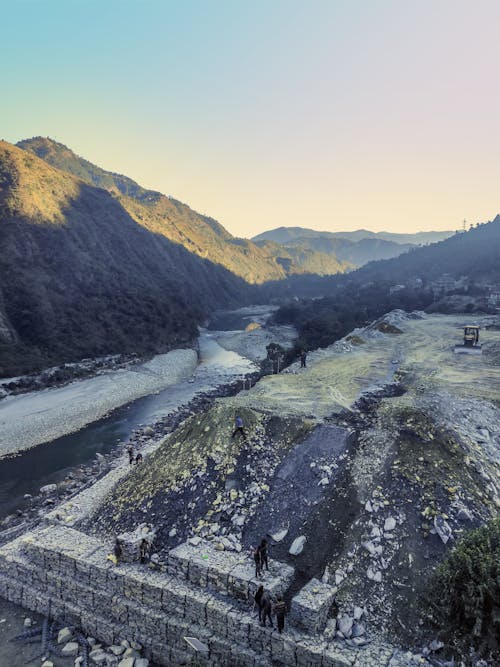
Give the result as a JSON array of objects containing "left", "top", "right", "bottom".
[{"left": 454, "top": 325, "right": 482, "bottom": 354}]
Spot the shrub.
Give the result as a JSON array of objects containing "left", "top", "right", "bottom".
[{"left": 429, "top": 518, "right": 500, "bottom": 660}]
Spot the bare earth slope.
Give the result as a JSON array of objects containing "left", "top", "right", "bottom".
[{"left": 89, "top": 311, "right": 498, "bottom": 654}]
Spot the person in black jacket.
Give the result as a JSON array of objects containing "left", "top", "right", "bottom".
[
  {"left": 259, "top": 538, "right": 269, "bottom": 571},
  {"left": 254, "top": 584, "right": 264, "bottom": 622},
  {"left": 260, "top": 590, "right": 273, "bottom": 628},
  {"left": 274, "top": 595, "right": 287, "bottom": 633},
  {"left": 253, "top": 545, "right": 263, "bottom": 578}
]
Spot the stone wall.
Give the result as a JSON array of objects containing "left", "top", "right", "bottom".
[{"left": 0, "top": 524, "right": 399, "bottom": 666}]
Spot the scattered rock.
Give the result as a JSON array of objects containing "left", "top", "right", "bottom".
[
  {"left": 289, "top": 535, "right": 306, "bottom": 555},
  {"left": 118, "top": 658, "right": 136, "bottom": 667},
  {"left": 367, "top": 567, "right": 382, "bottom": 582},
  {"left": 40, "top": 483, "right": 57, "bottom": 495},
  {"left": 434, "top": 515, "right": 453, "bottom": 544},
  {"left": 384, "top": 517, "right": 396, "bottom": 531},
  {"left": 269, "top": 526, "right": 288, "bottom": 542},
  {"left": 338, "top": 614, "right": 353, "bottom": 638},
  {"left": 352, "top": 622, "right": 365, "bottom": 637},
  {"left": 61, "top": 641, "right": 79, "bottom": 656},
  {"left": 353, "top": 606, "right": 364, "bottom": 620},
  {"left": 429, "top": 639, "right": 444, "bottom": 652},
  {"left": 57, "top": 626, "right": 73, "bottom": 644}
]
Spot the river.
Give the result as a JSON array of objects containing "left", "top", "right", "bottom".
[{"left": 0, "top": 327, "right": 257, "bottom": 522}]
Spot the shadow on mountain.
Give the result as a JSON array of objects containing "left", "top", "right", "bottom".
[{"left": 0, "top": 182, "right": 258, "bottom": 376}]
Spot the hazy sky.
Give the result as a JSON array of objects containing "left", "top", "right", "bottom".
[{"left": 2, "top": 0, "right": 499, "bottom": 236}]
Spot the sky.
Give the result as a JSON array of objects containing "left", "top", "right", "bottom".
[{"left": 2, "top": 0, "right": 500, "bottom": 237}]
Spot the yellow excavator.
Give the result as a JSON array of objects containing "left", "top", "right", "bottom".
[{"left": 454, "top": 325, "right": 482, "bottom": 355}]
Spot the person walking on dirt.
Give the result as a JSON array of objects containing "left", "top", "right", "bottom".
[
  {"left": 135, "top": 452, "right": 143, "bottom": 464},
  {"left": 260, "top": 590, "right": 273, "bottom": 627},
  {"left": 127, "top": 446, "right": 134, "bottom": 465},
  {"left": 232, "top": 415, "right": 247, "bottom": 440},
  {"left": 113, "top": 538, "right": 123, "bottom": 565},
  {"left": 274, "top": 595, "right": 287, "bottom": 633},
  {"left": 300, "top": 349, "right": 307, "bottom": 368},
  {"left": 254, "top": 584, "right": 264, "bottom": 622},
  {"left": 259, "top": 538, "right": 269, "bottom": 572},
  {"left": 139, "top": 538, "right": 150, "bottom": 563},
  {"left": 253, "top": 544, "right": 263, "bottom": 578}
]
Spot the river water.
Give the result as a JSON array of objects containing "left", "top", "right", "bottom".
[
  {"left": 0, "top": 328, "right": 256, "bottom": 522},
  {"left": 0, "top": 309, "right": 275, "bottom": 663}
]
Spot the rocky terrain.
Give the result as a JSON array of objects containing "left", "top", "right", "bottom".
[
  {"left": 86, "top": 311, "right": 498, "bottom": 661},
  {"left": 0, "top": 311, "right": 498, "bottom": 666}
]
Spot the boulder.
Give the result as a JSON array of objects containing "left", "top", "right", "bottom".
[
  {"left": 338, "top": 614, "right": 353, "bottom": 638},
  {"left": 58, "top": 627, "right": 74, "bottom": 644},
  {"left": 384, "top": 517, "right": 396, "bottom": 531},
  {"left": 353, "top": 606, "right": 364, "bottom": 620},
  {"left": 40, "top": 484, "right": 57, "bottom": 495},
  {"left": 352, "top": 622, "right": 365, "bottom": 637},
  {"left": 118, "top": 658, "right": 135, "bottom": 667},
  {"left": 434, "top": 515, "right": 452, "bottom": 544},
  {"left": 289, "top": 535, "right": 306, "bottom": 555},
  {"left": 61, "top": 641, "right": 79, "bottom": 657}
]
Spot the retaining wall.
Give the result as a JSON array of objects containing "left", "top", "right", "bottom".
[{"left": 0, "top": 524, "right": 396, "bottom": 666}]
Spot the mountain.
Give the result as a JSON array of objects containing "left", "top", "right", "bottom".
[
  {"left": 17, "top": 138, "right": 350, "bottom": 283},
  {"left": 252, "top": 226, "right": 447, "bottom": 268},
  {"left": 253, "top": 226, "right": 454, "bottom": 246},
  {"left": 272, "top": 216, "right": 500, "bottom": 352},
  {"left": 253, "top": 239, "right": 352, "bottom": 275},
  {"left": 350, "top": 216, "right": 500, "bottom": 285},
  {"left": 0, "top": 141, "right": 255, "bottom": 375}
]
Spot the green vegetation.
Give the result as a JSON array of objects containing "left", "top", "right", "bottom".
[
  {"left": 429, "top": 518, "right": 500, "bottom": 661},
  {"left": 16, "top": 137, "right": 351, "bottom": 283},
  {"left": 273, "top": 216, "right": 500, "bottom": 351},
  {"left": 274, "top": 283, "right": 434, "bottom": 351}
]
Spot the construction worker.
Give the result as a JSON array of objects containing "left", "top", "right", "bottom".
[
  {"left": 274, "top": 595, "right": 287, "bottom": 633},
  {"left": 139, "top": 538, "right": 150, "bottom": 563},
  {"left": 254, "top": 584, "right": 264, "bottom": 622},
  {"left": 253, "top": 544, "right": 263, "bottom": 578},
  {"left": 259, "top": 538, "right": 269, "bottom": 571},
  {"left": 232, "top": 415, "right": 246, "bottom": 440},
  {"left": 260, "top": 590, "right": 273, "bottom": 628}
]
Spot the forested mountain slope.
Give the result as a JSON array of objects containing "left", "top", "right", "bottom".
[
  {"left": 0, "top": 141, "right": 252, "bottom": 375},
  {"left": 17, "top": 137, "right": 351, "bottom": 282}
]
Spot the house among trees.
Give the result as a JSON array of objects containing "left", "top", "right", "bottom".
[{"left": 430, "top": 273, "right": 457, "bottom": 295}]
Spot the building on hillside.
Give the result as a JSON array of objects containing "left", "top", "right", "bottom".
[
  {"left": 430, "top": 274, "right": 457, "bottom": 295},
  {"left": 407, "top": 277, "right": 423, "bottom": 289},
  {"left": 487, "top": 290, "right": 500, "bottom": 307}
]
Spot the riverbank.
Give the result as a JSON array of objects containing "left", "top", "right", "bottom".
[{"left": 0, "top": 349, "right": 198, "bottom": 458}]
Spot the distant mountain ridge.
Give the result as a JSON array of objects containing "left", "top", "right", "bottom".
[
  {"left": 253, "top": 226, "right": 454, "bottom": 245},
  {"left": 252, "top": 226, "right": 454, "bottom": 268}
]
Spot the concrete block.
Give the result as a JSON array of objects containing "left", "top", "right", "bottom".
[{"left": 290, "top": 578, "right": 336, "bottom": 634}]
